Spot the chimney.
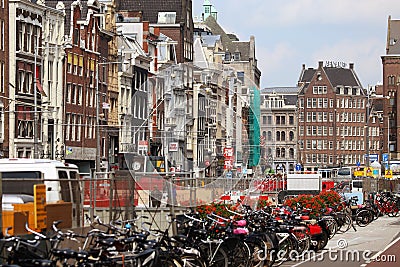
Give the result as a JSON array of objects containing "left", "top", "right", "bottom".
[
  {"left": 349, "top": 63, "right": 354, "bottom": 69},
  {"left": 302, "top": 64, "right": 306, "bottom": 70},
  {"left": 318, "top": 61, "right": 323, "bottom": 69}
]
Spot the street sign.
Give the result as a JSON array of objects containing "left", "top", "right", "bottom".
[
  {"left": 295, "top": 163, "right": 302, "bottom": 171},
  {"left": 356, "top": 161, "right": 360, "bottom": 167},
  {"left": 385, "top": 170, "right": 393, "bottom": 178},
  {"left": 226, "top": 171, "right": 232, "bottom": 179},
  {"left": 382, "top": 153, "right": 388, "bottom": 162},
  {"left": 365, "top": 154, "right": 379, "bottom": 162}
]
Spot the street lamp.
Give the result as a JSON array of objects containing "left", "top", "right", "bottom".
[
  {"left": 364, "top": 88, "right": 390, "bottom": 192},
  {"left": 91, "top": 58, "right": 129, "bottom": 219}
]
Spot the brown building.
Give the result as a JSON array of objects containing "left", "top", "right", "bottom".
[
  {"left": 382, "top": 16, "right": 400, "bottom": 162},
  {"left": 116, "top": 0, "right": 194, "bottom": 63},
  {"left": 0, "top": 0, "right": 9, "bottom": 158},
  {"left": 297, "top": 61, "right": 382, "bottom": 170},
  {"left": 47, "top": 0, "right": 112, "bottom": 172}
]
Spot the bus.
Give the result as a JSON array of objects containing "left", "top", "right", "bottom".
[
  {"left": 336, "top": 166, "right": 365, "bottom": 182},
  {"left": 318, "top": 168, "right": 339, "bottom": 180},
  {"left": 0, "top": 158, "right": 82, "bottom": 227}
]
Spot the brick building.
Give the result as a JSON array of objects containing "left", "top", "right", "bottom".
[
  {"left": 382, "top": 16, "right": 400, "bottom": 161},
  {"left": 47, "top": 0, "right": 112, "bottom": 172},
  {"left": 297, "top": 61, "right": 382, "bottom": 170},
  {"left": 0, "top": 0, "right": 9, "bottom": 157}
]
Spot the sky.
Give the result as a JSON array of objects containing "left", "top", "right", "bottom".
[{"left": 193, "top": 0, "right": 400, "bottom": 89}]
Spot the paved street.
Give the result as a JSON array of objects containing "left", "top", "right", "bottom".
[{"left": 279, "top": 216, "right": 400, "bottom": 266}]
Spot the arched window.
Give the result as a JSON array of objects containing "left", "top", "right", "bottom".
[
  {"left": 281, "top": 131, "right": 286, "bottom": 141},
  {"left": 267, "top": 131, "right": 272, "bottom": 141},
  {"left": 262, "top": 131, "right": 267, "bottom": 138},
  {"left": 289, "top": 148, "right": 294, "bottom": 158},
  {"left": 281, "top": 148, "right": 286, "bottom": 158},
  {"left": 276, "top": 131, "right": 281, "bottom": 141},
  {"left": 289, "top": 131, "right": 294, "bottom": 141},
  {"left": 276, "top": 148, "right": 280, "bottom": 158}
]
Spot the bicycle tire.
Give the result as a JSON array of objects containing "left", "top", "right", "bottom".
[
  {"left": 208, "top": 245, "right": 229, "bottom": 267},
  {"left": 336, "top": 213, "right": 352, "bottom": 233},
  {"left": 316, "top": 228, "right": 329, "bottom": 251},
  {"left": 232, "top": 241, "right": 251, "bottom": 267},
  {"left": 245, "top": 234, "right": 274, "bottom": 267},
  {"left": 274, "top": 233, "right": 296, "bottom": 265},
  {"left": 356, "top": 210, "right": 372, "bottom": 227},
  {"left": 181, "top": 255, "right": 207, "bottom": 267}
]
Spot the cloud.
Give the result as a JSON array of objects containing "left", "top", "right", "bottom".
[
  {"left": 310, "top": 38, "right": 384, "bottom": 86},
  {"left": 205, "top": 0, "right": 400, "bottom": 29},
  {"left": 256, "top": 42, "right": 298, "bottom": 87}
]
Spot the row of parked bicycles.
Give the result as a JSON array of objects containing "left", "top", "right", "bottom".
[{"left": 0, "top": 191, "right": 399, "bottom": 267}]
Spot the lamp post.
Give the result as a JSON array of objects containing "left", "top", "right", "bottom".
[
  {"left": 33, "top": 47, "right": 39, "bottom": 159},
  {"left": 364, "top": 87, "right": 390, "bottom": 192},
  {"left": 92, "top": 59, "right": 128, "bottom": 219}
]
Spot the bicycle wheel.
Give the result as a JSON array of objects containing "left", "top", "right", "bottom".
[
  {"left": 246, "top": 234, "right": 274, "bottom": 267},
  {"left": 209, "top": 246, "right": 229, "bottom": 267},
  {"left": 181, "top": 255, "right": 206, "bottom": 267},
  {"left": 293, "top": 232, "right": 310, "bottom": 256},
  {"left": 228, "top": 240, "right": 251, "bottom": 267},
  {"left": 274, "top": 233, "right": 296, "bottom": 265},
  {"left": 316, "top": 228, "right": 329, "bottom": 251},
  {"left": 355, "top": 210, "right": 372, "bottom": 227},
  {"left": 324, "top": 217, "right": 338, "bottom": 239},
  {"left": 336, "top": 213, "right": 352, "bottom": 233}
]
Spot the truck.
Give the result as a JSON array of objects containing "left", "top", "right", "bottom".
[{"left": 277, "top": 173, "right": 334, "bottom": 203}]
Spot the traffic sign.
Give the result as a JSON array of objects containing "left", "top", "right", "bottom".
[
  {"left": 382, "top": 153, "right": 388, "bottom": 162},
  {"left": 365, "top": 154, "right": 379, "bottom": 162},
  {"left": 385, "top": 170, "right": 393, "bottom": 178},
  {"left": 356, "top": 161, "right": 360, "bottom": 167},
  {"left": 295, "top": 163, "right": 302, "bottom": 171},
  {"left": 226, "top": 171, "right": 232, "bottom": 179}
]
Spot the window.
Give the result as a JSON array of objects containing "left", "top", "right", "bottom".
[
  {"left": 0, "top": 62, "right": 3, "bottom": 93},
  {"left": 16, "top": 105, "right": 33, "bottom": 138},
  {"left": 289, "top": 116, "right": 294, "bottom": 125},
  {"left": 26, "top": 24, "right": 32, "bottom": 53},
  {"left": 71, "top": 114, "right": 76, "bottom": 141},
  {"left": 66, "top": 84, "right": 71, "bottom": 103},
  {"left": 71, "top": 84, "right": 76, "bottom": 104},
  {"left": 1, "top": 20, "right": 4, "bottom": 51},
  {"left": 58, "top": 171, "right": 71, "bottom": 202},
  {"left": 18, "top": 23, "right": 24, "bottom": 51},
  {"left": 77, "top": 115, "right": 81, "bottom": 141},
  {"left": 388, "top": 75, "right": 395, "bottom": 86},
  {"left": 77, "top": 85, "right": 82, "bottom": 105},
  {"left": 0, "top": 105, "right": 3, "bottom": 139},
  {"left": 267, "top": 131, "right": 272, "bottom": 141}
]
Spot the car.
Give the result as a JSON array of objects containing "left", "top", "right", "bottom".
[{"left": 2, "top": 194, "right": 34, "bottom": 211}]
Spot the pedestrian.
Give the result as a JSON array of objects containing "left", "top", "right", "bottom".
[{"left": 150, "top": 186, "right": 162, "bottom": 207}]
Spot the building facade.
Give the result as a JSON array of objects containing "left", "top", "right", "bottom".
[
  {"left": 297, "top": 61, "right": 382, "bottom": 170},
  {"left": 382, "top": 16, "right": 400, "bottom": 162},
  {"left": 4, "top": 0, "right": 66, "bottom": 160},
  {"left": 0, "top": 0, "right": 9, "bottom": 158},
  {"left": 260, "top": 87, "right": 298, "bottom": 173}
]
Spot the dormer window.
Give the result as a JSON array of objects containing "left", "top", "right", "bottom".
[
  {"left": 234, "top": 51, "right": 240, "bottom": 61},
  {"left": 224, "top": 51, "right": 231, "bottom": 61}
]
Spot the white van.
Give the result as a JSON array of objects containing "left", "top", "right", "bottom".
[{"left": 0, "top": 158, "right": 82, "bottom": 227}]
